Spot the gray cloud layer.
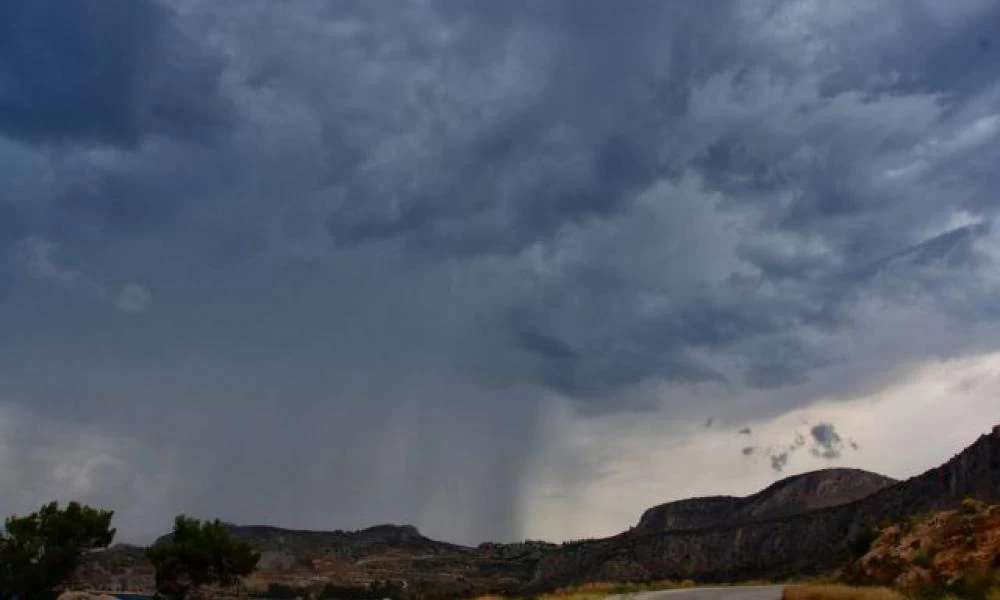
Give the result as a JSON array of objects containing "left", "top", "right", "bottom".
[{"left": 2, "top": 0, "right": 1000, "bottom": 543}]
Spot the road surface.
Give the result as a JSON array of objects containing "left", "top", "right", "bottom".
[{"left": 610, "top": 585, "right": 785, "bottom": 600}]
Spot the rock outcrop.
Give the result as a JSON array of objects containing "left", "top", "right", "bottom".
[{"left": 852, "top": 499, "right": 1000, "bottom": 594}]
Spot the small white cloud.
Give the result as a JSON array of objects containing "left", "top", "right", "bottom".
[{"left": 115, "top": 283, "right": 152, "bottom": 314}]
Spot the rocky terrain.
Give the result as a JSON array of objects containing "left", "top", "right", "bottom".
[
  {"left": 70, "top": 544, "right": 155, "bottom": 594},
  {"left": 71, "top": 425, "right": 1000, "bottom": 597},
  {"left": 851, "top": 498, "right": 1000, "bottom": 595},
  {"left": 70, "top": 525, "right": 556, "bottom": 598}
]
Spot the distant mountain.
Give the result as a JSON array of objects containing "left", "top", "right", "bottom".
[
  {"left": 72, "top": 424, "right": 1000, "bottom": 597},
  {"left": 635, "top": 468, "right": 896, "bottom": 534}
]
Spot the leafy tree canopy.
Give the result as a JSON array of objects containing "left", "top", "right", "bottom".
[
  {"left": 147, "top": 516, "right": 260, "bottom": 600},
  {"left": 0, "top": 501, "right": 116, "bottom": 600}
]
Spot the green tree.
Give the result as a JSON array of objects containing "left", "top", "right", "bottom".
[
  {"left": 0, "top": 501, "right": 116, "bottom": 600},
  {"left": 146, "top": 516, "right": 260, "bottom": 600}
]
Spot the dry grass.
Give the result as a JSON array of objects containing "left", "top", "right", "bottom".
[
  {"left": 494, "top": 579, "right": 690, "bottom": 600},
  {"left": 782, "top": 584, "right": 904, "bottom": 600},
  {"left": 473, "top": 578, "right": 775, "bottom": 600},
  {"left": 540, "top": 580, "right": 676, "bottom": 599}
]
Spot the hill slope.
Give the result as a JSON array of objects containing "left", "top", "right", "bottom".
[{"left": 852, "top": 499, "right": 1000, "bottom": 595}]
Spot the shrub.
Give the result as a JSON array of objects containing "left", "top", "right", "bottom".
[
  {"left": 912, "top": 550, "right": 932, "bottom": 568},
  {"left": 962, "top": 497, "right": 985, "bottom": 514},
  {"left": 943, "top": 565, "right": 1000, "bottom": 600},
  {"left": 147, "top": 515, "right": 260, "bottom": 600}
]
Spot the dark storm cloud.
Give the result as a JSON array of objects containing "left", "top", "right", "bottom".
[
  {"left": 491, "top": 0, "right": 1000, "bottom": 396},
  {"left": 325, "top": 1, "right": 743, "bottom": 257},
  {"left": 751, "top": 427, "right": 854, "bottom": 471},
  {"left": 0, "top": 0, "right": 229, "bottom": 147},
  {"left": 810, "top": 423, "right": 845, "bottom": 460},
  {"left": 2, "top": 0, "right": 1000, "bottom": 545}
]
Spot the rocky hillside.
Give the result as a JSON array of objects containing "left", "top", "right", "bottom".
[
  {"left": 851, "top": 499, "right": 1000, "bottom": 596},
  {"left": 72, "top": 525, "right": 556, "bottom": 598},
  {"left": 73, "top": 424, "right": 1000, "bottom": 597},
  {"left": 236, "top": 525, "right": 556, "bottom": 598},
  {"left": 69, "top": 544, "right": 155, "bottom": 594},
  {"left": 636, "top": 468, "right": 896, "bottom": 533}
]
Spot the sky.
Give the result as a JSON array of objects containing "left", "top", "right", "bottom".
[{"left": 1, "top": 0, "right": 1000, "bottom": 546}]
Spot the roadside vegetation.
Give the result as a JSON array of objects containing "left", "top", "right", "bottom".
[
  {"left": 0, "top": 501, "right": 115, "bottom": 600},
  {"left": 0, "top": 501, "right": 258, "bottom": 600},
  {"left": 469, "top": 578, "right": 779, "bottom": 600},
  {"left": 147, "top": 515, "right": 260, "bottom": 600},
  {"left": 783, "top": 585, "right": 904, "bottom": 600},
  {"left": 469, "top": 580, "right": 693, "bottom": 600}
]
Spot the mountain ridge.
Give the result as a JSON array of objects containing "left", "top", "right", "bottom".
[
  {"left": 71, "top": 424, "right": 1000, "bottom": 596},
  {"left": 528, "top": 425, "right": 1000, "bottom": 588},
  {"left": 636, "top": 467, "right": 896, "bottom": 534}
]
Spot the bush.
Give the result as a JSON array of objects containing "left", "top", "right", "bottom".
[
  {"left": 962, "top": 497, "right": 985, "bottom": 514},
  {"left": 943, "top": 565, "right": 999, "bottom": 600},
  {"left": 912, "top": 550, "right": 932, "bottom": 569},
  {"left": 147, "top": 515, "right": 260, "bottom": 600}
]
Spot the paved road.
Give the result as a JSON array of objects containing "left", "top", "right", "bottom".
[{"left": 610, "top": 585, "right": 785, "bottom": 600}]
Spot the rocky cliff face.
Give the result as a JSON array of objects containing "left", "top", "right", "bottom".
[
  {"left": 636, "top": 468, "right": 896, "bottom": 534},
  {"left": 74, "top": 425, "right": 1000, "bottom": 597}
]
